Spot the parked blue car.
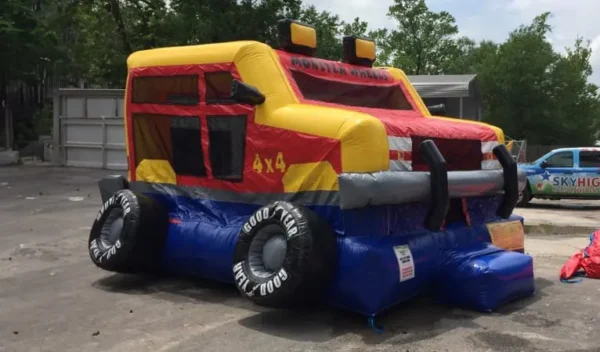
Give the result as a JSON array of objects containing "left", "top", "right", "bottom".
[{"left": 517, "top": 147, "right": 600, "bottom": 206}]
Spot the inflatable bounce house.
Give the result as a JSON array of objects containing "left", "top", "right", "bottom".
[{"left": 88, "top": 19, "right": 536, "bottom": 328}]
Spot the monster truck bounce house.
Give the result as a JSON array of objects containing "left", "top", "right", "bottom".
[{"left": 88, "top": 19, "right": 535, "bottom": 326}]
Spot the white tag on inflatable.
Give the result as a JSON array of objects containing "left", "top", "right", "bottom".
[{"left": 393, "top": 245, "right": 415, "bottom": 282}]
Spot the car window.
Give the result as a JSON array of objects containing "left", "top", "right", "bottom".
[
  {"left": 544, "top": 151, "right": 573, "bottom": 168},
  {"left": 579, "top": 151, "right": 600, "bottom": 168}
]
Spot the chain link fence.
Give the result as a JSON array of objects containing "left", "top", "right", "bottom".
[{"left": 506, "top": 138, "right": 527, "bottom": 163}]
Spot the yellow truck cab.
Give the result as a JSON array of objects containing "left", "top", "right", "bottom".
[{"left": 89, "top": 19, "right": 535, "bottom": 322}]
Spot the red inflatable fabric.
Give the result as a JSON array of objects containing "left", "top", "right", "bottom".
[{"left": 560, "top": 230, "right": 600, "bottom": 282}]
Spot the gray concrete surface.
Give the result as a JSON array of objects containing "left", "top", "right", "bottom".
[
  {"left": 517, "top": 199, "right": 600, "bottom": 232},
  {"left": 1, "top": 165, "right": 600, "bottom": 352}
]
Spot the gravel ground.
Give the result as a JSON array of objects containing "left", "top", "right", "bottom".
[{"left": 1, "top": 165, "right": 599, "bottom": 352}]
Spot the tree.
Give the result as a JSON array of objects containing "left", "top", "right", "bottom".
[
  {"left": 478, "top": 13, "right": 558, "bottom": 142},
  {"left": 1, "top": 0, "right": 71, "bottom": 145},
  {"left": 478, "top": 12, "right": 599, "bottom": 145},
  {"left": 298, "top": 5, "right": 343, "bottom": 60},
  {"left": 341, "top": 17, "right": 369, "bottom": 37},
  {"left": 375, "top": 0, "right": 464, "bottom": 74},
  {"left": 3, "top": 1, "right": 599, "bottom": 148},
  {"left": 547, "top": 38, "right": 600, "bottom": 145}
]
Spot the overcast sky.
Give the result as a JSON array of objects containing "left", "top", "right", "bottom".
[{"left": 303, "top": 0, "right": 600, "bottom": 84}]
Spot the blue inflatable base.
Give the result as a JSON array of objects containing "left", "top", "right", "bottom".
[
  {"left": 144, "top": 191, "right": 535, "bottom": 316},
  {"left": 320, "top": 222, "right": 534, "bottom": 315}
]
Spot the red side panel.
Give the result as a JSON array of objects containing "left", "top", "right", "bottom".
[
  {"left": 126, "top": 63, "right": 341, "bottom": 193},
  {"left": 127, "top": 64, "right": 229, "bottom": 182}
]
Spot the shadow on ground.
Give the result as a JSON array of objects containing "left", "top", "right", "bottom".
[
  {"left": 92, "top": 273, "right": 554, "bottom": 346},
  {"left": 92, "top": 273, "right": 256, "bottom": 310}
]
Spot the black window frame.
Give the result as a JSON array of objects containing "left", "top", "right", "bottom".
[
  {"left": 579, "top": 150, "right": 600, "bottom": 168},
  {"left": 207, "top": 115, "right": 247, "bottom": 181},
  {"left": 205, "top": 71, "right": 237, "bottom": 105},
  {"left": 131, "top": 74, "right": 200, "bottom": 106},
  {"left": 544, "top": 151, "right": 574, "bottom": 168},
  {"left": 169, "top": 115, "right": 207, "bottom": 177},
  {"left": 289, "top": 69, "right": 414, "bottom": 110}
]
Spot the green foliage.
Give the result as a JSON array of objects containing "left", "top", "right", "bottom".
[
  {"left": 32, "top": 98, "right": 53, "bottom": 136},
  {"left": 374, "top": 0, "right": 465, "bottom": 74},
  {"left": 2, "top": 0, "right": 599, "bottom": 146},
  {"left": 477, "top": 13, "right": 600, "bottom": 145},
  {"left": 298, "top": 6, "right": 343, "bottom": 60}
]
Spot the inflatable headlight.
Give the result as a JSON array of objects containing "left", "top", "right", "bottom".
[
  {"left": 343, "top": 35, "right": 376, "bottom": 67},
  {"left": 277, "top": 19, "right": 317, "bottom": 56}
]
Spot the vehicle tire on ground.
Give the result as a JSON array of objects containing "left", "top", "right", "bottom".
[
  {"left": 88, "top": 189, "right": 168, "bottom": 273},
  {"left": 232, "top": 201, "right": 337, "bottom": 307},
  {"left": 516, "top": 183, "right": 531, "bottom": 207}
]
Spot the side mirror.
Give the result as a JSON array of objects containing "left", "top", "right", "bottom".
[
  {"left": 540, "top": 160, "right": 548, "bottom": 168},
  {"left": 427, "top": 103, "right": 446, "bottom": 115},
  {"left": 230, "top": 80, "right": 265, "bottom": 105}
]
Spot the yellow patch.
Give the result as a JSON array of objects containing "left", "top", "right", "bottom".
[
  {"left": 135, "top": 159, "right": 176, "bottom": 184},
  {"left": 290, "top": 23, "right": 317, "bottom": 49},
  {"left": 282, "top": 162, "right": 339, "bottom": 192},
  {"left": 355, "top": 38, "right": 376, "bottom": 61}
]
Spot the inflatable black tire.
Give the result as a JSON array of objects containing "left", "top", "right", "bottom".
[
  {"left": 88, "top": 189, "right": 168, "bottom": 274},
  {"left": 232, "top": 201, "right": 337, "bottom": 307}
]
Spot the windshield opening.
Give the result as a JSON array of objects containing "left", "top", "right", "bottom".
[{"left": 290, "top": 70, "right": 413, "bottom": 110}]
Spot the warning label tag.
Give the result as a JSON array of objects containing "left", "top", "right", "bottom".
[{"left": 393, "top": 245, "right": 415, "bottom": 282}]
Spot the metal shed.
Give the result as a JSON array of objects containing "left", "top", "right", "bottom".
[
  {"left": 407, "top": 74, "right": 482, "bottom": 120},
  {"left": 52, "top": 89, "right": 127, "bottom": 170}
]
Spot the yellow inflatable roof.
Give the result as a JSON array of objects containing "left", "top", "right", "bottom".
[{"left": 127, "top": 41, "right": 259, "bottom": 69}]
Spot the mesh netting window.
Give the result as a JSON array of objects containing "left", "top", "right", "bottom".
[
  {"left": 131, "top": 75, "right": 199, "bottom": 105},
  {"left": 411, "top": 136, "right": 482, "bottom": 171},
  {"left": 132, "top": 114, "right": 206, "bottom": 177},
  {"left": 207, "top": 115, "right": 247, "bottom": 180},
  {"left": 170, "top": 116, "right": 206, "bottom": 176},
  {"left": 205, "top": 72, "right": 235, "bottom": 104},
  {"left": 290, "top": 70, "right": 413, "bottom": 110}
]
